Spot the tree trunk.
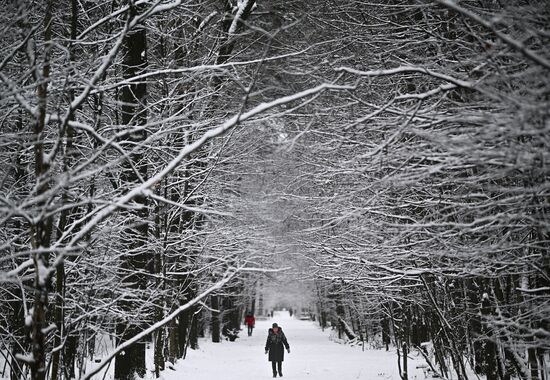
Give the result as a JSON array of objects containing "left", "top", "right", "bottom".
[
  {"left": 189, "top": 308, "right": 199, "bottom": 350},
  {"left": 381, "top": 317, "right": 391, "bottom": 351},
  {"left": 258, "top": 290, "right": 264, "bottom": 317},
  {"left": 528, "top": 346, "right": 539, "bottom": 380},
  {"left": 114, "top": 3, "right": 148, "bottom": 379},
  {"left": 51, "top": 2, "right": 78, "bottom": 377},
  {"left": 30, "top": 1, "right": 54, "bottom": 379},
  {"left": 211, "top": 295, "right": 221, "bottom": 343},
  {"left": 50, "top": 262, "right": 65, "bottom": 380},
  {"left": 402, "top": 343, "right": 408, "bottom": 380},
  {"left": 153, "top": 192, "right": 164, "bottom": 377},
  {"left": 178, "top": 309, "right": 189, "bottom": 357},
  {"left": 167, "top": 315, "right": 178, "bottom": 364},
  {"left": 64, "top": 334, "right": 78, "bottom": 380},
  {"left": 9, "top": 288, "right": 25, "bottom": 380},
  {"left": 480, "top": 293, "right": 498, "bottom": 380}
]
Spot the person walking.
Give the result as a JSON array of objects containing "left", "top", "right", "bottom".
[
  {"left": 244, "top": 312, "right": 255, "bottom": 336},
  {"left": 265, "top": 322, "right": 290, "bottom": 377}
]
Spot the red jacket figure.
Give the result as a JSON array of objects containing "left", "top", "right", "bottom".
[
  {"left": 245, "top": 314, "right": 255, "bottom": 326},
  {"left": 245, "top": 314, "right": 255, "bottom": 336}
]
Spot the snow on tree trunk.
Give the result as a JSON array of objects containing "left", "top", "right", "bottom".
[{"left": 113, "top": 3, "right": 148, "bottom": 379}]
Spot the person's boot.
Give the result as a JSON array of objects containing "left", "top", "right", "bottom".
[
  {"left": 272, "top": 373, "right": 277, "bottom": 378},
  {"left": 279, "top": 372, "right": 283, "bottom": 377}
]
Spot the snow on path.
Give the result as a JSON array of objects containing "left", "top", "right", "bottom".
[{"left": 166, "top": 311, "right": 427, "bottom": 380}]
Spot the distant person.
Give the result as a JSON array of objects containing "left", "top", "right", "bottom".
[
  {"left": 265, "top": 322, "right": 290, "bottom": 377},
  {"left": 244, "top": 312, "right": 255, "bottom": 336},
  {"left": 289, "top": 308, "right": 293, "bottom": 317}
]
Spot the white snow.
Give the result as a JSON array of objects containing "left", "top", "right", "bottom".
[
  {"left": 0, "top": 310, "right": 479, "bottom": 379},
  {"left": 164, "top": 311, "right": 427, "bottom": 380}
]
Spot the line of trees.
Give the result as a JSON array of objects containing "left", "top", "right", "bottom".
[
  {"left": 0, "top": 1, "right": 336, "bottom": 379},
  {"left": 253, "top": 1, "right": 549, "bottom": 379}
]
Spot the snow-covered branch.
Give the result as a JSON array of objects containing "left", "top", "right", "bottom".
[
  {"left": 436, "top": 0, "right": 550, "bottom": 70},
  {"left": 79, "top": 267, "right": 242, "bottom": 380},
  {"left": 335, "top": 66, "right": 475, "bottom": 89}
]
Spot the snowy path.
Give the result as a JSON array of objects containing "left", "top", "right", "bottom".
[{"left": 167, "top": 311, "right": 426, "bottom": 380}]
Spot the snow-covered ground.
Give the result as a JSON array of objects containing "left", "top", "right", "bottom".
[
  {"left": 0, "top": 311, "right": 477, "bottom": 380},
  {"left": 166, "top": 310, "right": 428, "bottom": 380}
]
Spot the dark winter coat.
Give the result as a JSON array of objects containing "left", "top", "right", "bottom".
[{"left": 265, "top": 328, "right": 290, "bottom": 362}]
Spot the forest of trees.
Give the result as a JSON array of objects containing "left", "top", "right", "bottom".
[{"left": 0, "top": 1, "right": 548, "bottom": 380}]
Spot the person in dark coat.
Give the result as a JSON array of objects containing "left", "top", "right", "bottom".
[{"left": 264, "top": 323, "right": 290, "bottom": 377}]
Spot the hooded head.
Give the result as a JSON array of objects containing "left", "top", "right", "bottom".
[{"left": 271, "top": 322, "right": 280, "bottom": 333}]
